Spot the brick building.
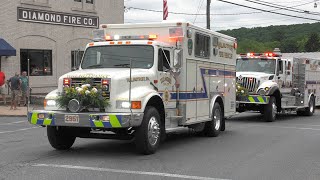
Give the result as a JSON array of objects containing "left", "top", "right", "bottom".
[{"left": 0, "top": 0, "right": 124, "bottom": 93}]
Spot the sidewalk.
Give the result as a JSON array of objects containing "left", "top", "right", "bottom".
[{"left": 0, "top": 105, "right": 41, "bottom": 117}]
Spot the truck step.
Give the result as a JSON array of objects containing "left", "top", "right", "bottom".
[
  {"left": 281, "top": 106, "right": 298, "bottom": 109},
  {"left": 166, "top": 127, "right": 188, "bottom": 133}
]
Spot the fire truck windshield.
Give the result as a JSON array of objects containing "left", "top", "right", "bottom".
[
  {"left": 81, "top": 45, "right": 154, "bottom": 69},
  {"left": 236, "top": 58, "right": 276, "bottom": 74}
]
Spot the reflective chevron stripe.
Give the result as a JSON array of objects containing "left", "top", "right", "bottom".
[
  {"left": 29, "top": 112, "right": 55, "bottom": 126},
  {"left": 247, "top": 96, "right": 269, "bottom": 103},
  {"left": 90, "top": 115, "right": 122, "bottom": 128}
]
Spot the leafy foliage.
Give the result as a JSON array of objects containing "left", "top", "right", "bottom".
[
  {"left": 56, "top": 82, "right": 109, "bottom": 111},
  {"left": 305, "top": 33, "right": 320, "bottom": 52},
  {"left": 236, "top": 83, "right": 249, "bottom": 97},
  {"left": 218, "top": 23, "right": 320, "bottom": 53}
]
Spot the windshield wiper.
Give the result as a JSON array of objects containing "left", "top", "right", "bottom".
[
  {"left": 84, "top": 64, "right": 103, "bottom": 69},
  {"left": 114, "top": 63, "right": 130, "bottom": 68}
]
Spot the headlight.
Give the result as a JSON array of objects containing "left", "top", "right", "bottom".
[
  {"left": 116, "top": 101, "right": 142, "bottom": 109},
  {"left": 44, "top": 99, "right": 56, "bottom": 107},
  {"left": 116, "top": 101, "right": 131, "bottom": 109},
  {"left": 258, "top": 89, "right": 266, "bottom": 95}
]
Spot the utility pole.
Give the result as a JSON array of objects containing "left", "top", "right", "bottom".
[{"left": 206, "top": 0, "right": 211, "bottom": 29}]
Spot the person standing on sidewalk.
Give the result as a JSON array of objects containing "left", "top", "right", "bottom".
[
  {"left": 19, "top": 71, "right": 29, "bottom": 106},
  {"left": 8, "top": 73, "right": 21, "bottom": 110},
  {"left": 0, "top": 71, "right": 6, "bottom": 105}
]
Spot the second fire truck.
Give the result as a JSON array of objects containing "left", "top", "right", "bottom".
[{"left": 236, "top": 49, "right": 320, "bottom": 121}]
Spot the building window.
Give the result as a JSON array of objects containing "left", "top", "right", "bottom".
[
  {"left": 74, "top": 0, "right": 81, "bottom": 2},
  {"left": 195, "top": 33, "right": 210, "bottom": 58},
  {"left": 71, "top": 50, "right": 84, "bottom": 71},
  {"left": 86, "top": 0, "right": 93, "bottom": 4},
  {"left": 20, "top": 49, "right": 52, "bottom": 76}
]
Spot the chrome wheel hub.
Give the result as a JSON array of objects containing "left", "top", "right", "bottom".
[
  {"left": 272, "top": 102, "right": 277, "bottom": 119},
  {"left": 213, "top": 108, "right": 221, "bottom": 130},
  {"left": 148, "top": 117, "right": 160, "bottom": 146},
  {"left": 310, "top": 99, "right": 314, "bottom": 113}
]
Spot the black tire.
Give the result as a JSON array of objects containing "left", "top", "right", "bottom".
[
  {"left": 203, "top": 102, "right": 222, "bottom": 137},
  {"left": 135, "top": 107, "right": 161, "bottom": 155},
  {"left": 264, "top": 96, "right": 277, "bottom": 122},
  {"left": 221, "top": 119, "right": 226, "bottom": 132},
  {"left": 47, "top": 126, "right": 76, "bottom": 150},
  {"left": 305, "top": 96, "right": 315, "bottom": 116}
]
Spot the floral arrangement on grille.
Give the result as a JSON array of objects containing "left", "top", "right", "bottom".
[
  {"left": 236, "top": 83, "right": 249, "bottom": 97},
  {"left": 56, "top": 80, "right": 109, "bottom": 112}
]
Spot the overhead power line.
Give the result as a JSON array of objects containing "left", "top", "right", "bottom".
[
  {"left": 216, "top": 0, "right": 320, "bottom": 21},
  {"left": 255, "top": 0, "right": 314, "bottom": 10},
  {"left": 125, "top": 6, "right": 263, "bottom": 16},
  {"left": 245, "top": 0, "right": 320, "bottom": 15},
  {"left": 126, "top": 0, "right": 317, "bottom": 17},
  {"left": 193, "top": 0, "right": 205, "bottom": 23}
]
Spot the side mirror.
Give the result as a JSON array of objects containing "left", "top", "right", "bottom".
[{"left": 173, "top": 49, "right": 182, "bottom": 68}]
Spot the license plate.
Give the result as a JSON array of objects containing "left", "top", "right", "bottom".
[{"left": 65, "top": 115, "right": 79, "bottom": 123}]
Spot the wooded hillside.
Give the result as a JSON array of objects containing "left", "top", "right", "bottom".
[{"left": 218, "top": 23, "right": 320, "bottom": 53}]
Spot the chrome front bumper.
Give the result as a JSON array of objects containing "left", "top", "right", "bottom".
[{"left": 28, "top": 110, "right": 144, "bottom": 128}]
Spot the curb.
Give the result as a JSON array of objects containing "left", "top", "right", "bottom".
[{"left": 0, "top": 115, "right": 27, "bottom": 117}]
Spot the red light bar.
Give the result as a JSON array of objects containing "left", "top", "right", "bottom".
[{"left": 104, "top": 34, "right": 158, "bottom": 41}]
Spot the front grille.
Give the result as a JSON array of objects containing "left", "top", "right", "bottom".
[
  {"left": 70, "top": 78, "right": 110, "bottom": 99},
  {"left": 71, "top": 78, "right": 102, "bottom": 87},
  {"left": 237, "top": 77, "right": 259, "bottom": 92}
]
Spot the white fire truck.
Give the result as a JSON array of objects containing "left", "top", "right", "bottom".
[
  {"left": 236, "top": 49, "right": 320, "bottom": 121},
  {"left": 28, "top": 21, "right": 237, "bottom": 154}
]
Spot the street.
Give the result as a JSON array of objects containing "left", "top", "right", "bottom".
[{"left": 1, "top": 111, "right": 320, "bottom": 180}]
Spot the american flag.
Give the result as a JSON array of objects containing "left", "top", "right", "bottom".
[{"left": 163, "top": 0, "right": 168, "bottom": 20}]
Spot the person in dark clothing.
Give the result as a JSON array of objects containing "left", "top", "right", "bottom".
[{"left": 8, "top": 73, "right": 21, "bottom": 110}]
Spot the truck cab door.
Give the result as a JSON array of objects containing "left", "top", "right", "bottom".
[
  {"left": 157, "top": 48, "right": 176, "bottom": 108},
  {"left": 276, "top": 59, "right": 285, "bottom": 89}
]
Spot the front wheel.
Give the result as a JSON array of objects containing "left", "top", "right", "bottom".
[
  {"left": 135, "top": 107, "right": 161, "bottom": 155},
  {"left": 264, "top": 96, "right": 277, "bottom": 122},
  {"left": 203, "top": 102, "right": 222, "bottom": 137},
  {"left": 47, "top": 126, "right": 76, "bottom": 150},
  {"left": 298, "top": 96, "right": 315, "bottom": 116}
]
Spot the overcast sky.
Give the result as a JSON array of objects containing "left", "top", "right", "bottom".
[{"left": 124, "top": 0, "right": 320, "bottom": 31}]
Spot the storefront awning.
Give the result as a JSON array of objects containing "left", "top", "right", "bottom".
[{"left": 0, "top": 38, "right": 16, "bottom": 56}]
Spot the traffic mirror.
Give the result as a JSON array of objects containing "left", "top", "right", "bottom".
[{"left": 173, "top": 49, "right": 182, "bottom": 68}]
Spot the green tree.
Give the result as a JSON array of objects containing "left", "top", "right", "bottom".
[
  {"left": 272, "top": 30, "right": 285, "bottom": 42},
  {"left": 297, "top": 37, "right": 308, "bottom": 52},
  {"left": 281, "top": 39, "right": 299, "bottom": 53},
  {"left": 304, "top": 33, "right": 320, "bottom": 52}
]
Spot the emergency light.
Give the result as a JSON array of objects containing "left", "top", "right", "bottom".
[
  {"left": 93, "top": 28, "right": 159, "bottom": 42},
  {"left": 240, "top": 52, "right": 281, "bottom": 58},
  {"left": 63, "top": 78, "right": 71, "bottom": 86},
  {"left": 104, "top": 34, "right": 158, "bottom": 41}
]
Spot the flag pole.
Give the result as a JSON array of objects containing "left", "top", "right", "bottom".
[{"left": 163, "top": 0, "right": 168, "bottom": 20}]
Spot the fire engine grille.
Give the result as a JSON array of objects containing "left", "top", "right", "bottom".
[
  {"left": 70, "top": 78, "right": 110, "bottom": 100},
  {"left": 237, "top": 77, "right": 259, "bottom": 93}
]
